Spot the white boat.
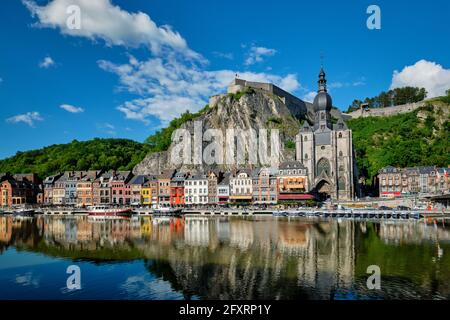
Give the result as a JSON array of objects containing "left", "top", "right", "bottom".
[
  {"left": 87, "top": 205, "right": 132, "bottom": 217},
  {"left": 12, "top": 207, "right": 35, "bottom": 216},
  {"left": 153, "top": 205, "right": 182, "bottom": 216}
]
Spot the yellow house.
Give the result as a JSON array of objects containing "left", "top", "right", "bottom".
[{"left": 141, "top": 176, "right": 159, "bottom": 207}]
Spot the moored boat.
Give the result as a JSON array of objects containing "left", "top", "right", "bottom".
[
  {"left": 12, "top": 207, "right": 35, "bottom": 217},
  {"left": 87, "top": 206, "right": 132, "bottom": 217},
  {"left": 153, "top": 206, "right": 182, "bottom": 216}
]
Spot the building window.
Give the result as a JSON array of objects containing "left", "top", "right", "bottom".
[
  {"left": 338, "top": 132, "right": 342, "bottom": 138},
  {"left": 338, "top": 177, "right": 346, "bottom": 190},
  {"left": 304, "top": 153, "right": 308, "bottom": 159},
  {"left": 316, "top": 158, "right": 331, "bottom": 177}
]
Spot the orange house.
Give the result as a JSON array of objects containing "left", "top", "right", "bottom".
[
  {"left": 170, "top": 172, "right": 186, "bottom": 207},
  {"left": 1, "top": 180, "right": 36, "bottom": 207},
  {"left": 76, "top": 171, "right": 102, "bottom": 207}
]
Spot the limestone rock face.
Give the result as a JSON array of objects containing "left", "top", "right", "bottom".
[
  {"left": 133, "top": 88, "right": 343, "bottom": 175},
  {"left": 133, "top": 151, "right": 170, "bottom": 176}
]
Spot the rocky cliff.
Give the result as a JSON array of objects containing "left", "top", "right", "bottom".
[{"left": 133, "top": 87, "right": 344, "bottom": 175}]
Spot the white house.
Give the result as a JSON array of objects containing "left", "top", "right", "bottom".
[{"left": 184, "top": 174, "right": 209, "bottom": 205}]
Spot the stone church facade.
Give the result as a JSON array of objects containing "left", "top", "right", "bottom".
[{"left": 296, "top": 68, "right": 356, "bottom": 201}]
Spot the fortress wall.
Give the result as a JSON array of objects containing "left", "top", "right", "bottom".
[
  {"left": 227, "top": 80, "right": 307, "bottom": 117},
  {"left": 347, "top": 101, "right": 425, "bottom": 119}
]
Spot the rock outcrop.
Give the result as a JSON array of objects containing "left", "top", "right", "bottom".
[{"left": 133, "top": 87, "right": 345, "bottom": 175}]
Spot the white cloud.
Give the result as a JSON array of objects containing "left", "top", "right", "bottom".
[
  {"left": 99, "top": 55, "right": 301, "bottom": 124},
  {"left": 244, "top": 46, "right": 277, "bottom": 65},
  {"left": 23, "top": 0, "right": 202, "bottom": 60},
  {"left": 302, "top": 91, "right": 317, "bottom": 103},
  {"left": 60, "top": 103, "right": 84, "bottom": 113},
  {"left": 329, "top": 78, "right": 366, "bottom": 89},
  {"left": 6, "top": 111, "right": 43, "bottom": 127},
  {"left": 390, "top": 60, "right": 450, "bottom": 98},
  {"left": 97, "top": 122, "right": 116, "bottom": 135},
  {"left": 24, "top": 1, "right": 301, "bottom": 126},
  {"left": 39, "top": 56, "right": 55, "bottom": 68}
]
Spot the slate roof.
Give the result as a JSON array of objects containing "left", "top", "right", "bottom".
[
  {"left": 129, "top": 175, "right": 148, "bottom": 185},
  {"left": 218, "top": 172, "right": 231, "bottom": 185},
  {"left": 279, "top": 161, "right": 306, "bottom": 170}
]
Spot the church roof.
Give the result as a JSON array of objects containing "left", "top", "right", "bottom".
[
  {"left": 333, "top": 118, "right": 348, "bottom": 130},
  {"left": 313, "top": 67, "right": 332, "bottom": 112},
  {"left": 300, "top": 121, "right": 312, "bottom": 132}
]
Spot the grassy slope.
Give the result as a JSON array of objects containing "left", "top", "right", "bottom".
[{"left": 347, "top": 101, "right": 449, "bottom": 186}]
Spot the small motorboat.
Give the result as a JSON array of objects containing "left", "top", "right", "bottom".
[
  {"left": 153, "top": 205, "right": 182, "bottom": 217},
  {"left": 87, "top": 205, "right": 132, "bottom": 217},
  {"left": 12, "top": 207, "right": 35, "bottom": 217}
]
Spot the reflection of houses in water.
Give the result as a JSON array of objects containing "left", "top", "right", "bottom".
[
  {"left": 89, "top": 219, "right": 131, "bottom": 245},
  {"left": 184, "top": 217, "right": 210, "bottom": 247},
  {"left": 44, "top": 217, "right": 66, "bottom": 242},
  {"left": 76, "top": 218, "right": 93, "bottom": 241},
  {"left": 216, "top": 219, "right": 230, "bottom": 242},
  {"left": 0, "top": 217, "right": 13, "bottom": 244},
  {"left": 229, "top": 220, "right": 254, "bottom": 250},
  {"left": 151, "top": 218, "right": 175, "bottom": 245},
  {"left": 130, "top": 217, "right": 142, "bottom": 239},
  {"left": 159, "top": 219, "right": 356, "bottom": 299},
  {"left": 379, "top": 221, "right": 450, "bottom": 244},
  {"left": 65, "top": 219, "right": 78, "bottom": 244},
  {"left": 275, "top": 220, "right": 355, "bottom": 294},
  {"left": 141, "top": 217, "right": 153, "bottom": 239},
  {"left": 277, "top": 223, "right": 309, "bottom": 250}
]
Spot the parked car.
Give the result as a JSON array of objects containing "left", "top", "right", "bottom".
[
  {"left": 396, "top": 205, "right": 411, "bottom": 211},
  {"left": 378, "top": 205, "right": 393, "bottom": 210}
]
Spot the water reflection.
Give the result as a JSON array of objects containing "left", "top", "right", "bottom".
[{"left": 0, "top": 215, "right": 449, "bottom": 299}]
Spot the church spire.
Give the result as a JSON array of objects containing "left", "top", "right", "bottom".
[{"left": 318, "top": 66, "right": 327, "bottom": 92}]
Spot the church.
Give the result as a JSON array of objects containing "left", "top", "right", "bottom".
[{"left": 295, "top": 67, "right": 356, "bottom": 201}]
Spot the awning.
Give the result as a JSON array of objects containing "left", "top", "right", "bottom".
[{"left": 278, "top": 194, "right": 315, "bottom": 200}]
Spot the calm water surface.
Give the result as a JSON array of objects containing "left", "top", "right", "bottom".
[{"left": 0, "top": 215, "right": 449, "bottom": 300}]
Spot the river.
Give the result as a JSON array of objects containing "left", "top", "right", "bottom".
[{"left": 0, "top": 215, "right": 449, "bottom": 300}]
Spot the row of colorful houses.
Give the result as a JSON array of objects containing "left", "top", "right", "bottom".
[
  {"left": 22, "top": 161, "right": 314, "bottom": 208},
  {"left": 4, "top": 163, "right": 447, "bottom": 208},
  {"left": 378, "top": 165, "right": 450, "bottom": 198}
]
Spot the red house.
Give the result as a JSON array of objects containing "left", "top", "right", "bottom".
[{"left": 170, "top": 171, "right": 186, "bottom": 207}]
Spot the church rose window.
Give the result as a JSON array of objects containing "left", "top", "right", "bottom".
[{"left": 316, "top": 158, "right": 331, "bottom": 176}]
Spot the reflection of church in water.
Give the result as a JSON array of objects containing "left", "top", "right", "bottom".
[
  {"left": 296, "top": 67, "right": 357, "bottom": 200},
  {"left": 180, "top": 217, "right": 356, "bottom": 299}
]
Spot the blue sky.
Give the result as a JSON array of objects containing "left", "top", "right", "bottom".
[{"left": 0, "top": 0, "right": 449, "bottom": 159}]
